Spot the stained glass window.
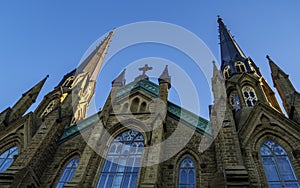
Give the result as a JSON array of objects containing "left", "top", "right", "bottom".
[
  {"left": 0, "top": 146, "right": 18, "bottom": 173},
  {"left": 97, "top": 129, "right": 144, "bottom": 188},
  {"left": 260, "top": 140, "right": 299, "bottom": 187},
  {"left": 242, "top": 86, "right": 257, "bottom": 107},
  {"left": 179, "top": 157, "right": 196, "bottom": 188},
  {"left": 230, "top": 91, "right": 241, "bottom": 111},
  {"left": 56, "top": 158, "right": 79, "bottom": 188}
]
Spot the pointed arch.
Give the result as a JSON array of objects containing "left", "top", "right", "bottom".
[
  {"left": 53, "top": 151, "right": 81, "bottom": 187},
  {"left": 62, "top": 76, "right": 75, "bottom": 88},
  {"left": 140, "top": 102, "right": 147, "bottom": 112},
  {"left": 174, "top": 149, "right": 201, "bottom": 188},
  {"left": 56, "top": 157, "right": 79, "bottom": 188},
  {"left": 130, "top": 98, "right": 140, "bottom": 113},
  {"left": 223, "top": 65, "right": 231, "bottom": 79},
  {"left": 179, "top": 156, "right": 196, "bottom": 188},
  {"left": 242, "top": 86, "right": 257, "bottom": 107},
  {"left": 260, "top": 140, "right": 299, "bottom": 187},
  {"left": 235, "top": 61, "right": 247, "bottom": 73},
  {"left": 96, "top": 129, "right": 144, "bottom": 188},
  {"left": 0, "top": 145, "right": 18, "bottom": 173}
]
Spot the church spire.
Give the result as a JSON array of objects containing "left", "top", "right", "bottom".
[
  {"left": 76, "top": 31, "right": 114, "bottom": 82},
  {"left": 70, "top": 31, "right": 114, "bottom": 124},
  {"left": 9, "top": 75, "right": 48, "bottom": 122},
  {"left": 218, "top": 17, "right": 246, "bottom": 68},
  {"left": 218, "top": 17, "right": 261, "bottom": 79}
]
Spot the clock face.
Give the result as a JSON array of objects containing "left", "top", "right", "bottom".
[{"left": 40, "top": 100, "right": 58, "bottom": 117}]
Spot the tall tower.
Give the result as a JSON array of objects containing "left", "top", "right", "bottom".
[{"left": 218, "top": 17, "right": 282, "bottom": 123}]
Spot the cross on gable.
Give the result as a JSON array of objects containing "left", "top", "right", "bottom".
[{"left": 138, "top": 64, "right": 152, "bottom": 75}]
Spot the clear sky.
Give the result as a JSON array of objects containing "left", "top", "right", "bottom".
[{"left": 0, "top": 1, "right": 299, "bottom": 119}]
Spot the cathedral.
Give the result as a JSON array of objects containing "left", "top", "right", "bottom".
[{"left": 0, "top": 17, "right": 300, "bottom": 188}]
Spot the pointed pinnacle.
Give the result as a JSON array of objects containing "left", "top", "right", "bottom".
[
  {"left": 112, "top": 69, "right": 126, "bottom": 87},
  {"left": 266, "top": 55, "right": 278, "bottom": 73},
  {"left": 76, "top": 30, "right": 114, "bottom": 82},
  {"left": 9, "top": 76, "right": 48, "bottom": 122},
  {"left": 23, "top": 75, "right": 48, "bottom": 97},
  {"left": 159, "top": 65, "right": 171, "bottom": 88},
  {"left": 218, "top": 17, "right": 246, "bottom": 65}
]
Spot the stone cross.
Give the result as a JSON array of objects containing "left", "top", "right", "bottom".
[{"left": 138, "top": 64, "right": 152, "bottom": 75}]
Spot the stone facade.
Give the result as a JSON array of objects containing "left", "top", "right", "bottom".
[{"left": 0, "top": 18, "right": 300, "bottom": 188}]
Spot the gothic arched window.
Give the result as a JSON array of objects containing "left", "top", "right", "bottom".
[
  {"left": 235, "top": 61, "right": 246, "bottom": 73},
  {"left": 62, "top": 76, "right": 75, "bottom": 88},
  {"left": 260, "top": 140, "right": 299, "bottom": 187},
  {"left": 56, "top": 157, "right": 79, "bottom": 188},
  {"left": 0, "top": 146, "right": 18, "bottom": 173},
  {"left": 223, "top": 65, "right": 231, "bottom": 79},
  {"left": 97, "top": 129, "right": 144, "bottom": 188},
  {"left": 41, "top": 99, "right": 58, "bottom": 117},
  {"left": 242, "top": 86, "right": 257, "bottom": 107},
  {"left": 140, "top": 102, "right": 147, "bottom": 112},
  {"left": 230, "top": 91, "right": 241, "bottom": 111},
  {"left": 179, "top": 156, "right": 196, "bottom": 188},
  {"left": 130, "top": 98, "right": 140, "bottom": 113}
]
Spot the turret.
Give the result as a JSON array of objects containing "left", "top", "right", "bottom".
[
  {"left": 268, "top": 55, "right": 300, "bottom": 122},
  {"left": 0, "top": 75, "right": 47, "bottom": 128}
]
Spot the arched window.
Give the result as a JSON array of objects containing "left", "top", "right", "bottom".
[
  {"left": 242, "top": 86, "right": 257, "bottom": 107},
  {"left": 0, "top": 146, "right": 18, "bottom": 173},
  {"left": 179, "top": 156, "right": 196, "bottom": 188},
  {"left": 140, "top": 102, "right": 147, "bottom": 112},
  {"left": 260, "top": 140, "right": 299, "bottom": 187},
  {"left": 97, "top": 130, "right": 144, "bottom": 188},
  {"left": 56, "top": 158, "right": 79, "bottom": 188},
  {"left": 235, "top": 61, "right": 246, "bottom": 73},
  {"left": 62, "top": 76, "right": 75, "bottom": 88},
  {"left": 223, "top": 65, "right": 231, "bottom": 79},
  {"left": 130, "top": 98, "right": 140, "bottom": 113},
  {"left": 41, "top": 99, "right": 58, "bottom": 117},
  {"left": 229, "top": 91, "right": 241, "bottom": 111}
]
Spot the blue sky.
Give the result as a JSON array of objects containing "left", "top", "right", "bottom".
[{"left": 0, "top": 1, "right": 299, "bottom": 119}]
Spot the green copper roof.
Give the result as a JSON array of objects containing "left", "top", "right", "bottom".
[{"left": 60, "top": 79, "right": 211, "bottom": 143}]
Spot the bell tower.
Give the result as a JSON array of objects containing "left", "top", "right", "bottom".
[{"left": 218, "top": 17, "right": 282, "bottom": 120}]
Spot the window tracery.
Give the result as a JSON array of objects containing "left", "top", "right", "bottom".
[
  {"left": 0, "top": 146, "right": 18, "bottom": 173},
  {"left": 97, "top": 129, "right": 144, "bottom": 188},
  {"left": 56, "top": 158, "right": 79, "bottom": 188},
  {"left": 242, "top": 86, "right": 257, "bottom": 107},
  {"left": 260, "top": 140, "right": 299, "bottom": 187},
  {"left": 235, "top": 61, "right": 246, "bottom": 73},
  {"left": 223, "top": 65, "right": 231, "bottom": 79},
  {"left": 179, "top": 156, "right": 196, "bottom": 188}
]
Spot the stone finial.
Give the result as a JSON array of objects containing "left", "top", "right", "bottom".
[
  {"left": 112, "top": 69, "right": 126, "bottom": 87},
  {"left": 158, "top": 65, "right": 171, "bottom": 89}
]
